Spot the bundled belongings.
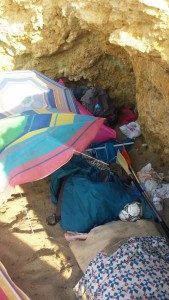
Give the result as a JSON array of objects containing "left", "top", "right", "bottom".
[
  {"left": 137, "top": 163, "right": 169, "bottom": 212},
  {"left": 50, "top": 155, "right": 144, "bottom": 233},
  {"left": 59, "top": 80, "right": 117, "bottom": 143},
  {"left": 72, "top": 86, "right": 118, "bottom": 127}
]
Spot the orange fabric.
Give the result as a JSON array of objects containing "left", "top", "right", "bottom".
[{"left": 122, "top": 146, "right": 131, "bottom": 166}]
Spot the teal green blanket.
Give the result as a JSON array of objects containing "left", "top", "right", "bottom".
[{"left": 50, "top": 156, "right": 138, "bottom": 233}]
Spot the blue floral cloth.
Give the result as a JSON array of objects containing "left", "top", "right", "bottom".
[{"left": 74, "top": 236, "right": 169, "bottom": 299}]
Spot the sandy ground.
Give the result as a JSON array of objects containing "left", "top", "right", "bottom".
[
  {"left": 0, "top": 132, "right": 168, "bottom": 300},
  {"left": 0, "top": 178, "right": 82, "bottom": 300}
]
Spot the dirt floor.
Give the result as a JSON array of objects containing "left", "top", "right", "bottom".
[{"left": 0, "top": 130, "right": 169, "bottom": 300}]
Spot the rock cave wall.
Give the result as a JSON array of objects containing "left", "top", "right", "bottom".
[{"left": 0, "top": 0, "right": 169, "bottom": 160}]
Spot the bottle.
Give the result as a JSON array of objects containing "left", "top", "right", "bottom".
[{"left": 93, "top": 103, "right": 101, "bottom": 116}]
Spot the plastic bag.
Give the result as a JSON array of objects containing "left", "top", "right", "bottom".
[{"left": 120, "top": 121, "right": 141, "bottom": 138}]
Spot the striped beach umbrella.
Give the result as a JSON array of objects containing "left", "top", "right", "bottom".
[
  {"left": 0, "top": 70, "right": 79, "bottom": 118},
  {"left": 0, "top": 109, "right": 103, "bottom": 204}
]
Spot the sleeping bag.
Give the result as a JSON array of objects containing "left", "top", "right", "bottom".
[{"left": 50, "top": 155, "right": 138, "bottom": 233}]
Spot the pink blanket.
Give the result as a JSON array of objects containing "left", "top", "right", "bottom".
[{"left": 77, "top": 101, "right": 116, "bottom": 142}]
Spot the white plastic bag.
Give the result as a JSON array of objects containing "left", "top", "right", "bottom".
[{"left": 120, "top": 121, "right": 141, "bottom": 138}]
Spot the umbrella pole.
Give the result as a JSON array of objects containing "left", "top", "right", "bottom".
[
  {"left": 20, "top": 192, "right": 34, "bottom": 234},
  {"left": 129, "top": 168, "right": 169, "bottom": 239},
  {"left": 116, "top": 150, "right": 169, "bottom": 239}
]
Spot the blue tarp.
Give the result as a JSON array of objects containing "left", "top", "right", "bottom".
[{"left": 87, "top": 139, "right": 134, "bottom": 164}]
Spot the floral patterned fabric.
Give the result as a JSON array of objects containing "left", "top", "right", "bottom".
[{"left": 74, "top": 236, "right": 169, "bottom": 300}]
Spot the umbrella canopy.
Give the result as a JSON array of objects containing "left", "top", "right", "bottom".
[
  {"left": 0, "top": 70, "right": 79, "bottom": 118},
  {"left": 0, "top": 108, "right": 103, "bottom": 204}
]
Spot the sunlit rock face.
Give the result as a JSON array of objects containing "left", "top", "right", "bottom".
[{"left": 0, "top": 0, "right": 169, "bottom": 159}]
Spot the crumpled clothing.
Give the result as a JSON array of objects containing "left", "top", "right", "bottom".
[
  {"left": 137, "top": 163, "right": 169, "bottom": 212},
  {"left": 71, "top": 86, "right": 89, "bottom": 100},
  {"left": 120, "top": 121, "right": 141, "bottom": 139},
  {"left": 80, "top": 87, "right": 109, "bottom": 115},
  {"left": 80, "top": 87, "right": 118, "bottom": 127}
]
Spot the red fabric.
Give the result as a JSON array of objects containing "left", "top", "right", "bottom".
[{"left": 119, "top": 108, "right": 137, "bottom": 124}]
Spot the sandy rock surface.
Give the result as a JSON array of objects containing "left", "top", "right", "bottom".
[{"left": 1, "top": 1, "right": 169, "bottom": 158}]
